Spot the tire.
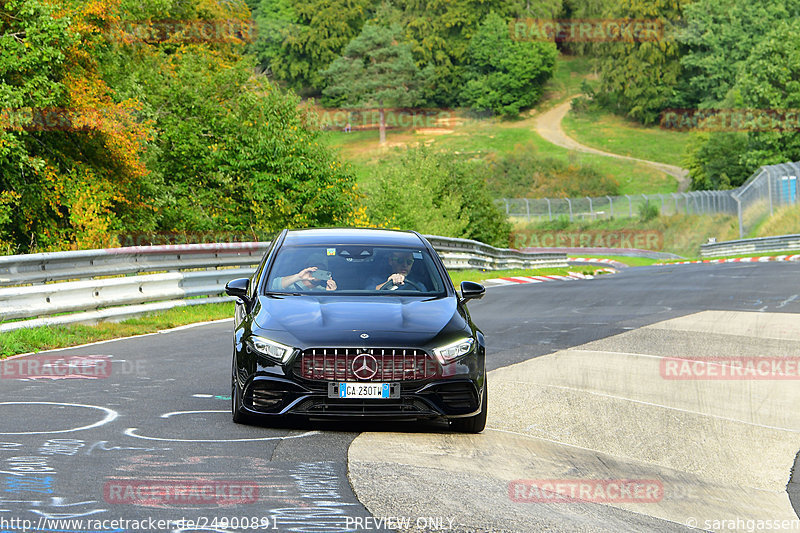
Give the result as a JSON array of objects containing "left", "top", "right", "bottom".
[
  {"left": 231, "top": 360, "right": 252, "bottom": 425},
  {"left": 450, "top": 379, "right": 488, "bottom": 433}
]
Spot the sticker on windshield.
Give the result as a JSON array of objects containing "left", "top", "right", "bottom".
[
  {"left": 327, "top": 248, "right": 336, "bottom": 256},
  {"left": 413, "top": 252, "right": 423, "bottom": 259}
]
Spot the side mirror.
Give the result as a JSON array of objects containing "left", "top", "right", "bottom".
[
  {"left": 225, "top": 278, "right": 251, "bottom": 304},
  {"left": 460, "top": 281, "right": 485, "bottom": 302}
]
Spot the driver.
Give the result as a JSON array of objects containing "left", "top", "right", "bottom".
[
  {"left": 273, "top": 254, "right": 337, "bottom": 291},
  {"left": 369, "top": 251, "right": 427, "bottom": 291}
]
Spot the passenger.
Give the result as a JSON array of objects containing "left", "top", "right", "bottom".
[
  {"left": 273, "top": 254, "right": 337, "bottom": 291},
  {"left": 368, "top": 250, "right": 427, "bottom": 291}
]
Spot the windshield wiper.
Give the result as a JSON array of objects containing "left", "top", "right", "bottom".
[{"left": 264, "top": 291, "right": 302, "bottom": 296}]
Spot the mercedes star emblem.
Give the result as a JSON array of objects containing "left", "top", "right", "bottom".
[{"left": 352, "top": 353, "right": 378, "bottom": 380}]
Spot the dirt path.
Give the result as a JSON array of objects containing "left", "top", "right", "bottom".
[{"left": 535, "top": 97, "right": 691, "bottom": 192}]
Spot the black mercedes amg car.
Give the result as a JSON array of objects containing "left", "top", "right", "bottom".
[{"left": 224, "top": 228, "right": 488, "bottom": 432}]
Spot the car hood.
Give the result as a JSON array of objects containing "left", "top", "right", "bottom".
[{"left": 253, "top": 294, "right": 466, "bottom": 346}]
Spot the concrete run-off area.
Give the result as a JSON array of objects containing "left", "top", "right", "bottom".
[{"left": 348, "top": 310, "right": 800, "bottom": 532}]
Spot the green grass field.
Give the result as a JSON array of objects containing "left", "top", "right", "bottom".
[
  {"left": 321, "top": 53, "right": 679, "bottom": 196},
  {"left": 324, "top": 112, "right": 679, "bottom": 195},
  {"left": 562, "top": 108, "right": 691, "bottom": 168}
]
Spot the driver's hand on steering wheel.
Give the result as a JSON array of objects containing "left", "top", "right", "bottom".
[{"left": 376, "top": 273, "right": 405, "bottom": 290}]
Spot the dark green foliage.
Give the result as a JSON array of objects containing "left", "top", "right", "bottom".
[
  {"left": 460, "top": 12, "right": 557, "bottom": 117},
  {"left": 256, "top": 0, "right": 373, "bottom": 92},
  {"left": 321, "top": 22, "right": 431, "bottom": 142},
  {"left": 686, "top": 21, "right": 800, "bottom": 189},
  {"left": 638, "top": 199, "right": 659, "bottom": 222},
  {"left": 479, "top": 145, "right": 620, "bottom": 198},
  {"left": 678, "top": 0, "right": 800, "bottom": 109},
  {"left": 592, "top": 0, "right": 689, "bottom": 124},
  {"left": 733, "top": 22, "right": 800, "bottom": 171},
  {"left": 686, "top": 132, "right": 750, "bottom": 190},
  {"left": 365, "top": 147, "right": 511, "bottom": 248}
]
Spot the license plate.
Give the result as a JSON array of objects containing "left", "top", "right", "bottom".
[{"left": 327, "top": 382, "right": 399, "bottom": 399}]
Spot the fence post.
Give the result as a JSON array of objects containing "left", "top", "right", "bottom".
[
  {"left": 587, "top": 196, "right": 593, "bottom": 219},
  {"left": 735, "top": 194, "right": 744, "bottom": 238},
  {"left": 566, "top": 198, "right": 573, "bottom": 222},
  {"left": 524, "top": 198, "right": 530, "bottom": 221},
  {"left": 546, "top": 198, "right": 552, "bottom": 221},
  {"left": 606, "top": 196, "right": 614, "bottom": 218},
  {"left": 625, "top": 195, "right": 632, "bottom": 217},
  {"left": 768, "top": 169, "right": 774, "bottom": 216},
  {"left": 503, "top": 198, "right": 509, "bottom": 215}
]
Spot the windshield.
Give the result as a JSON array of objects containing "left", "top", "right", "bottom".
[{"left": 264, "top": 245, "right": 447, "bottom": 295}]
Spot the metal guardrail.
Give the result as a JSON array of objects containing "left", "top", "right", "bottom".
[
  {"left": 0, "top": 236, "right": 567, "bottom": 332},
  {"left": 700, "top": 234, "right": 800, "bottom": 258}
]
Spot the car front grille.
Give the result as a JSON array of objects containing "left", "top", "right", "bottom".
[{"left": 295, "top": 348, "right": 438, "bottom": 382}]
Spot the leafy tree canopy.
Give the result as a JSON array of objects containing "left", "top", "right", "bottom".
[
  {"left": 460, "top": 12, "right": 557, "bottom": 117},
  {"left": 678, "top": 0, "right": 800, "bottom": 108},
  {"left": 321, "top": 22, "right": 431, "bottom": 143}
]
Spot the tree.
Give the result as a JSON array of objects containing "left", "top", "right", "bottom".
[
  {"left": 593, "top": 0, "right": 690, "bottom": 124},
  {"left": 0, "top": 0, "right": 154, "bottom": 252},
  {"left": 460, "top": 12, "right": 557, "bottom": 117},
  {"left": 685, "top": 21, "right": 800, "bottom": 190},
  {"left": 321, "top": 23, "right": 431, "bottom": 144},
  {"left": 397, "top": 0, "right": 562, "bottom": 106},
  {"left": 365, "top": 147, "right": 511, "bottom": 247},
  {"left": 732, "top": 21, "right": 800, "bottom": 171},
  {"left": 685, "top": 132, "right": 750, "bottom": 190},
  {"left": 678, "top": 0, "right": 800, "bottom": 108},
  {"left": 258, "top": 0, "right": 373, "bottom": 93},
  {"left": 102, "top": 10, "right": 365, "bottom": 235}
]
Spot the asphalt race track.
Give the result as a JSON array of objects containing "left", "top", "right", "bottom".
[{"left": 1, "top": 262, "right": 799, "bottom": 533}]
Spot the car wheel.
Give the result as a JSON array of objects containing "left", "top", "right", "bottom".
[
  {"left": 450, "top": 378, "right": 488, "bottom": 433},
  {"left": 231, "top": 360, "right": 252, "bottom": 425}
]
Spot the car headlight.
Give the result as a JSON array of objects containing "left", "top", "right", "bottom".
[
  {"left": 247, "top": 336, "right": 295, "bottom": 363},
  {"left": 433, "top": 337, "right": 475, "bottom": 364}
]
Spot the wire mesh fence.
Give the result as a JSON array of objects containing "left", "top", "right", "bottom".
[{"left": 497, "top": 161, "right": 800, "bottom": 238}]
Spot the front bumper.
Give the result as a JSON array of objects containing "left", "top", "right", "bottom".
[{"left": 240, "top": 375, "right": 482, "bottom": 421}]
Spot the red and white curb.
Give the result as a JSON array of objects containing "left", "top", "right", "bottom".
[
  {"left": 483, "top": 271, "right": 602, "bottom": 287},
  {"left": 656, "top": 255, "right": 800, "bottom": 265},
  {"left": 568, "top": 256, "right": 629, "bottom": 269}
]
